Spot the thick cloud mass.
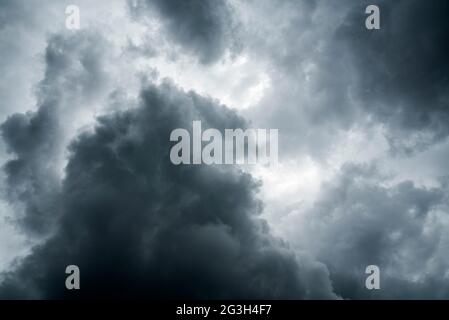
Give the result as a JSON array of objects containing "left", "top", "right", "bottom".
[
  {"left": 1, "top": 0, "right": 449, "bottom": 300},
  {"left": 0, "top": 79, "right": 336, "bottom": 299},
  {"left": 291, "top": 163, "right": 449, "bottom": 299},
  {"left": 337, "top": 0, "right": 449, "bottom": 151},
  {"left": 247, "top": 0, "right": 449, "bottom": 299},
  {"left": 1, "top": 31, "right": 108, "bottom": 235},
  {"left": 243, "top": 0, "right": 449, "bottom": 158},
  {"left": 129, "top": 0, "right": 239, "bottom": 64}
]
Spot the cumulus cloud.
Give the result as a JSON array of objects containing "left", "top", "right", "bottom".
[
  {"left": 1, "top": 0, "right": 449, "bottom": 301},
  {"left": 241, "top": 0, "right": 449, "bottom": 158},
  {"left": 282, "top": 163, "right": 449, "bottom": 299},
  {"left": 128, "top": 0, "right": 240, "bottom": 64},
  {"left": 240, "top": 0, "right": 449, "bottom": 299},
  {"left": 1, "top": 31, "right": 109, "bottom": 235},
  {"left": 336, "top": 0, "right": 449, "bottom": 152},
  {"left": 0, "top": 71, "right": 337, "bottom": 298},
  {"left": 239, "top": 0, "right": 366, "bottom": 160}
]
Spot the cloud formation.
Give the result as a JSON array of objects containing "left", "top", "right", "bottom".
[
  {"left": 1, "top": 31, "right": 108, "bottom": 235},
  {"left": 292, "top": 163, "right": 449, "bottom": 299},
  {"left": 129, "top": 0, "right": 240, "bottom": 64},
  {"left": 242, "top": 0, "right": 449, "bottom": 158},
  {"left": 337, "top": 0, "right": 449, "bottom": 152},
  {"left": 0, "top": 44, "right": 336, "bottom": 297},
  {"left": 1, "top": 0, "right": 449, "bottom": 300}
]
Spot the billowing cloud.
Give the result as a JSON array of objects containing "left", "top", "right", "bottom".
[
  {"left": 241, "top": 0, "right": 449, "bottom": 158},
  {"left": 128, "top": 0, "right": 240, "bottom": 64},
  {"left": 1, "top": 0, "right": 449, "bottom": 301},
  {"left": 0, "top": 53, "right": 337, "bottom": 297},
  {"left": 282, "top": 163, "right": 449, "bottom": 299},
  {"left": 1, "top": 31, "right": 108, "bottom": 235},
  {"left": 336, "top": 0, "right": 449, "bottom": 152}
]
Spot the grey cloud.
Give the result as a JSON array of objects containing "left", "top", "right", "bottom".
[
  {"left": 241, "top": 0, "right": 364, "bottom": 160},
  {"left": 2, "top": 0, "right": 448, "bottom": 301},
  {"left": 238, "top": 0, "right": 449, "bottom": 298},
  {"left": 1, "top": 31, "right": 108, "bottom": 235},
  {"left": 0, "top": 0, "right": 45, "bottom": 120},
  {"left": 294, "top": 163, "right": 449, "bottom": 299},
  {"left": 0, "top": 79, "right": 337, "bottom": 299},
  {"left": 128, "top": 0, "right": 240, "bottom": 64},
  {"left": 243, "top": 0, "right": 449, "bottom": 158},
  {"left": 336, "top": 0, "right": 449, "bottom": 152}
]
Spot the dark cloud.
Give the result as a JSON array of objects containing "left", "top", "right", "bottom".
[
  {"left": 336, "top": 0, "right": 449, "bottom": 152},
  {"left": 1, "top": 105, "right": 61, "bottom": 235},
  {"left": 295, "top": 163, "right": 449, "bottom": 299},
  {"left": 243, "top": 0, "right": 449, "bottom": 158},
  {"left": 2, "top": 0, "right": 449, "bottom": 301},
  {"left": 240, "top": 0, "right": 449, "bottom": 298},
  {"left": 128, "top": 0, "right": 240, "bottom": 64},
  {"left": 0, "top": 78, "right": 337, "bottom": 299},
  {"left": 1, "top": 31, "right": 108, "bottom": 235}
]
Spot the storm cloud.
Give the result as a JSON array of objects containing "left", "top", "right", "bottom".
[
  {"left": 286, "top": 163, "right": 449, "bottom": 299},
  {"left": 242, "top": 0, "right": 449, "bottom": 158},
  {"left": 0, "top": 44, "right": 336, "bottom": 297},
  {"left": 128, "top": 0, "right": 240, "bottom": 64},
  {"left": 337, "top": 0, "right": 449, "bottom": 152},
  {"left": 1, "top": 0, "right": 449, "bottom": 301},
  {"left": 1, "top": 31, "right": 108, "bottom": 235}
]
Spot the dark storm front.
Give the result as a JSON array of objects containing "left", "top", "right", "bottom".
[
  {"left": 61, "top": 2, "right": 381, "bottom": 296},
  {"left": 2, "top": 0, "right": 449, "bottom": 305}
]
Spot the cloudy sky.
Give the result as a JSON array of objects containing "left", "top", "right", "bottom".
[{"left": 0, "top": 0, "right": 449, "bottom": 299}]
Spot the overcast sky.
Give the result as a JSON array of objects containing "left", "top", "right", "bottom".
[{"left": 0, "top": 0, "right": 449, "bottom": 299}]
